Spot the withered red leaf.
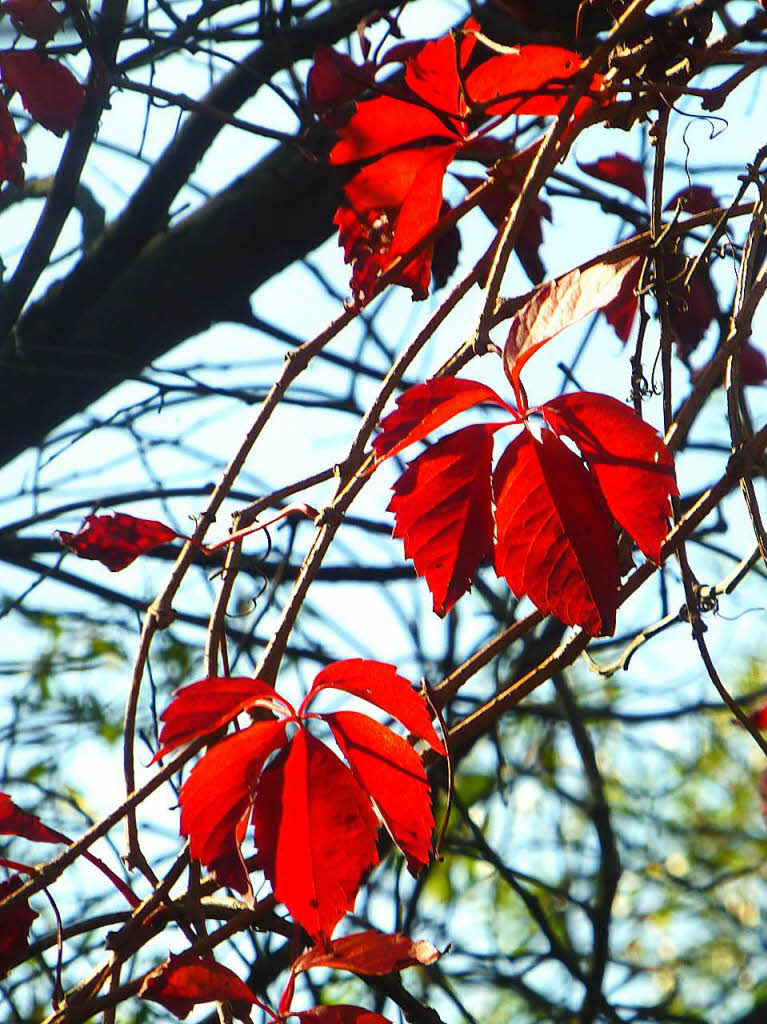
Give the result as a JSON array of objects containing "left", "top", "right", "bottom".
[
  {"left": 304, "top": 659, "right": 444, "bottom": 752},
  {"left": 251, "top": 729, "right": 379, "bottom": 941},
  {"left": 291, "top": 929, "right": 440, "bottom": 976},
  {"left": 0, "top": 50, "right": 84, "bottom": 136},
  {"left": 494, "top": 428, "right": 620, "bottom": 636},
  {"left": 389, "top": 424, "right": 500, "bottom": 617},
  {"left": 542, "top": 393, "right": 677, "bottom": 562},
  {"left": 139, "top": 953, "right": 258, "bottom": 1020},
  {"left": 0, "top": 875, "right": 37, "bottom": 978},
  {"left": 578, "top": 153, "right": 646, "bottom": 202},
  {"left": 0, "top": 0, "right": 61, "bottom": 42},
  {"left": 325, "top": 710, "right": 436, "bottom": 872},
  {"left": 56, "top": 512, "right": 179, "bottom": 571}
]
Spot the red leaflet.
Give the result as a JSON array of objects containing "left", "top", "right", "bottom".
[
  {"left": 464, "top": 45, "right": 603, "bottom": 119},
  {"left": 0, "top": 50, "right": 85, "bottom": 136},
  {"left": 167, "top": 661, "right": 444, "bottom": 938},
  {"left": 0, "top": 875, "right": 37, "bottom": 978},
  {"left": 154, "top": 676, "right": 290, "bottom": 761},
  {"left": 303, "top": 659, "right": 445, "bottom": 751},
  {"left": 179, "top": 720, "right": 289, "bottom": 896},
  {"left": 578, "top": 153, "right": 646, "bottom": 202},
  {"left": 373, "top": 377, "right": 514, "bottom": 462},
  {"left": 326, "top": 711, "right": 434, "bottom": 872},
  {"left": 665, "top": 184, "right": 717, "bottom": 214},
  {"left": 602, "top": 258, "right": 642, "bottom": 343},
  {"left": 389, "top": 424, "right": 500, "bottom": 616},
  {"left": 542, "top": 393, "right": 678, "bottom": 562},
  {"left": 252, "top": 731, "right": 379, "bottom": 940},
  {"left": 139, "top": 953, "right": 259, "bottom": 1021},
  {"left": 494, "top": 429, "right": 620, "bottom": 635},
  {"left": 56, "top": 512, "right": 179, "bottom": 571},
  {"left": 0, "top": 93, "right": 25, "bottom": 186},
  {"left": 504, "top": 254, "right": 642, "bottom": 401},
  {"left": 740, "top": 343, "right": 767, "bottom": 386},
  {"left": 0, "top": 0, "right": 61, "bottom": 42},
  {"left": 291, "top": 930, "right": 440, "bottom": 976},
  {"left": 0, "top": 792, "right": 64, "bottom": 844}
]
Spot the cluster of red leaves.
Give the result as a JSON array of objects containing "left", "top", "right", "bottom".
[
  {"left": 373, "top": 254, "right": 678, "bottom": 636},
  {"left": 155, "top": 660, "right": 445, "bottom": 941},
  {"left": 0, "top": 0, "right": 85, "bottom": 186},
  {"left": 140, "top": 931, "right": 440, "bottom": 1022},
  {"left": 322, "top": 19, "right": 604, "bottom": 302},
  {"left": 56, "top": 512, "right": 179, "bottom": 570}
]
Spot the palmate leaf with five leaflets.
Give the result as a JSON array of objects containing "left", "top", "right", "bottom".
[
  {"left": 373, "top": 253, "right": 677, "bottom": 635},
  {"left": 157, "top": 660, "right": 445, "bottom": 940}
]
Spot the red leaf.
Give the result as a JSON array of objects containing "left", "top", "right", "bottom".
[
  {"left": 0, "top": 793, "right": 64, "bottom": 844},
  {"left": 373, "top": 377, "right": 513, "bottom": 462},
  {"left": 56, "top": 512, "right": 179, "bottom": 571},
  {"left": 296, "top": 1007, "right": 391, "bottom": 1024},
  {"left": 465, "top": 45, "right": 602, "bottom": 119},
  {"left": 0, "top": 0, "right": 61, "bottom": 42},
  {"left": 542, "top": 393, "right": 677, "bottom": 562},
  {"left": 155, "top": 677, "right": 289, "bottom": 761},
  {"left": 602, "top": 258, "right": 641, "bottom": 343},
  {"left": 0, "top": 93, "right": 25, "bottom": 186},
  {"left": 430, "top": 200, "right": 461, "bottom": 289},
  {"left": 325, "top": 711, "right": 435, "bottom": 873},
  {"left": 291, "top": 929, "right": 440, "bottom": 976},
  {"left": 0, "top": 50, "right": 84, "bottom": 136},
  {"left": 179, "top": 720, "right": 288, "bottom": 895},
  {"left": 307, "top": 46, "right": 374, "bottom": 119},
  {"left": 665, "top": 253, "right": 716, "bottom": 360},
  {"left": 664, "top": 184, "right": 717, "bottom": 214},
  {"left": 0, "top": 875, "right": 37, "bottom": 978},
  {"left": 251, "top": 729, "right": 379, "bottom": 941},
  {"left": 740, "top": 342, "right": 767, "bottom": 386},
  {"left": 504, "top": 254, "right": 642, "bottom": 399},
  {"left": 402, "top": 24, "right": 476, "bottom": 118},
  {"left": 304, "top": 659, "right": 444, "bottom": 753},
  {"left": 578, "top": 153, "right": 646, "bottom": 202},
  {"left": 388, "top": 423, "right": 501, "bottom": 616},
  {"left": 139, "top": 953, "right": 259, "bottom": 1021},
  {"left": 494, "top": 429, "right": 620, "bottom": 636}
]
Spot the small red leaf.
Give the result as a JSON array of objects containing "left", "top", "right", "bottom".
[
  {"left": 56, "top": 512, "right": 179, "bottom": 571},
  {"left": 0, "top": 50, "right": 84, "bottom": 136},
  {"left": 296, "top": 1007, "right": 391, "bottom": 1024},
  {"left": 740, "top": 342, "right": 767, "bottom": 386},
  {"left": 155, "top": 677, "right": 289, "bottom": 761},
  {"left": 494, "top": 429, "right": 620, "bottom": 636},
  {"left": 305, "top": 660, "right": 444, "bottom": 753},
  {"left": 664, "top": 185, "right": 717, "bottom": 214},
  {"left": 307, "top": 46, "right": 374, "bottom": 119},
  {"left": 139, "top": 953, "right": 259, "bottom": 1021},
  {"left": 0, "top": 875, "right": 37, "bottom": 978},
  {"left": 542, "top": 392, "right": 677, "bottom": 563},
  {"left": 504, "top": 254, "right": 642, "bottom": 398},
  {"left": 179, "top": 720, "right": 288, "bottom": 895},
  {"left": 578, "top": 153, "right": 646, "bottom": 202},
  {"left": 373, "top": 377, "right": 513, "bottom": 462},
  {"left": 388, "top": 423, "right": 501, "bottom": 616},
  {"left": 0, "top": 793, "right": 64, "bottom": 844},
  {"left": 326, "top": 710, "right": 435, "bottom": 873},
  {"left": 0, "top": 93, "right": 25, "bottom": 186},
  {"left": 0, "top": 0, "right": 61, "bottom": 42},
  {"left": 291, "top": 929, "right": 440, "bottom": 976},
  {"left": 251, "top": 729, "right": 379, "bottom": 941},
  {"left": 602, "top": 258, "right": 641, "bottom": 343}
]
